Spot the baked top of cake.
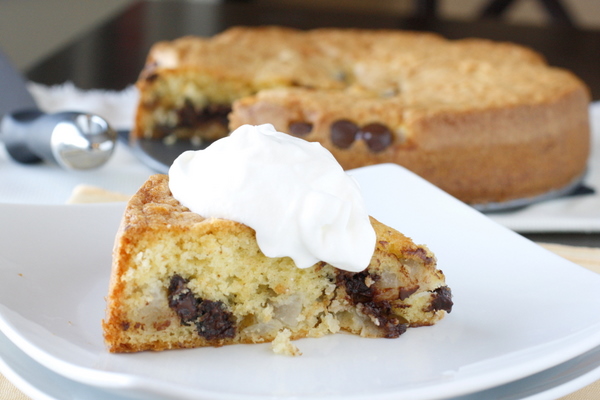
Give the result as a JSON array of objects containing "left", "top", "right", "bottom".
[
  {"left": 117, "top": 173, "right": 420, "bottom": 254},
  {"left": 140, "top": 26, "right": 585, "bottom": 113}
]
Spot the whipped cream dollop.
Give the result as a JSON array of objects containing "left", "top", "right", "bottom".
[{"left": 168, "top": 124, "right": 376, "bottom": 272}]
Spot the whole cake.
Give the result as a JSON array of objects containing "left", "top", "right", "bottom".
[
  {"left": 132, "top": 26, "right": 590, "bottom": 206},
  {"left": 103, "top": 125, "right": 452, "bottom": 354}
]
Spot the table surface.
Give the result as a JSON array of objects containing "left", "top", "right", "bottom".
[{"left": 24, "top": 0, "right": 600, "bottom": 247}]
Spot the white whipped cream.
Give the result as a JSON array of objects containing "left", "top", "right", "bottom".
[{"left": 168, "top": 124, "right": 376, "bottom": 272}]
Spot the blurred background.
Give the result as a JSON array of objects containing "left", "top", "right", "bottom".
[{"left": 1, "top": 0, "right": 599, "bottom": 73}]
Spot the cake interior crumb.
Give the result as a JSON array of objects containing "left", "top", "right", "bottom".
[{"left": 271, "top": 329, "right": 302, "bottom": 356}]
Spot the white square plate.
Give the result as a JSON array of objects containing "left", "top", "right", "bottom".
[{"left": 1, "top": 164, "right": 600, "bottom": 400}]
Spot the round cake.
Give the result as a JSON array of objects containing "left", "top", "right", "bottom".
[{"left": 132, "top": 26, "right": 591, "bottom": 206}]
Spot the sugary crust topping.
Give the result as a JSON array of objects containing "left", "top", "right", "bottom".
[
  {"left": 142, "top": 26, "right": 585, "bottom": 105},
  {"left": 125, "top": 174, "right": 432, "bottom": 266},
  {"left": 122, "top": 174, "right": 204, "bottom": 228}
]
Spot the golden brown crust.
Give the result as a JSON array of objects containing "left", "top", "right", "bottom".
[{"left": 103, "top": 175, "right": 451, "bottom": 353}]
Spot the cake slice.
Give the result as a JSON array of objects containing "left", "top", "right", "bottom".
[{"left": 102, "top": 174, "right": 452, "bottom": 353}]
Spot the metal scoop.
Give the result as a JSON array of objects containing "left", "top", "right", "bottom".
[{"left": 0, "top": 49, "right": 116, "bottom": 170}]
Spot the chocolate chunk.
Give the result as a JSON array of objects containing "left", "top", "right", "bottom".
[
  {"left": 337, "top": 271, "right": 413, "bottom": 337},
  {"left": 337, "top": 271, "right": 375, "bottom": 304},
  {"left": 399, "top": 285, "right": 420, "bottom": 301},
  {"left": 167, "top": 274, "right": 237, "bottom": 340},
  {"left": 427, "top": 286, "right": 453, "bottom": 313},
  {"left": 359, "top": 123, "right": 393, "bottom": 152},
  {"left": 289, "top": 121, "right": 313, "bottom": 136},
  {"left": 177, "top": 99, "right": 198, "bottom": 129},
  {"left": 175, "top": 101, "right": 231, "bottom": 130},
  {"left": 330, "top": 120, "right": 359, "bottom": 149},
  {"left": 406, "top": 247, "right": 435, "bottom": 266},
  {"left": 361, "top": 301, "right": 408, "bottom": 338},
  {"left": 196, "top": 300, "right": 236, "bottom": 340},
  {"left": 168, "top": 274, "right": 198, "bottom": 325},
  {"left": 201, "top": 104, "right": 231, "bottom": 127}
]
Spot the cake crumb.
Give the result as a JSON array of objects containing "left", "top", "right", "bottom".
[
  {"left": 271, "top": 329, "right": 302, "bottom": 356},
  {"left": 67, "top": 184, "right": 131, "bottom": 204}
]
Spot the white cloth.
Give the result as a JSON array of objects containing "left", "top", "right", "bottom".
[{"left": 27, "top": 81, "right": 138, "bottom": 131}]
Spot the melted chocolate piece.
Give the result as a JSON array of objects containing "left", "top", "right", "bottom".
[
  {"left": 405, "top": 247, "right": 435, "bottom": 266},
  {"left": 336, "top": 271, "right": 375, "bottom": 304},
  {"left": 398, "top": 285, "right": 420, "bottom": 301},
  {"left": 168, "top": 274, "right": 237, "bottom": 340},
  {"left": 201, "top": 104, "right": 231, "bottom": 127},
  {"left": 176, "top": 101, "right": 231, "bottom": 130},
  {"left": 330, "top": 120, "right": 359, "bottom": 149},
  {"left": 289, "top": 121, "right": 313, "bottom": 136},
  {"left": 337, "top": 271, "right": 404, "bottom": 335},
  {"left": 196, "top": 300, "right": 236, "bottom": 340},
  {"left": 361, "top": 301, "right": 408, "bottom": 338},
  {"left": 359, "top": 123, "right": 393, "bottom": 152},
  {"left": 330, "top": 120, "right": 393, "bottom": 152},
  {"left": 427, "top": 286, "right": 453, "bottom": 313},
  {"left": 168, "top": 274, "right": 199, "bottom": 325},
  {"left": 177, "top": 99, "right": 199, "bottom": 129}
]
